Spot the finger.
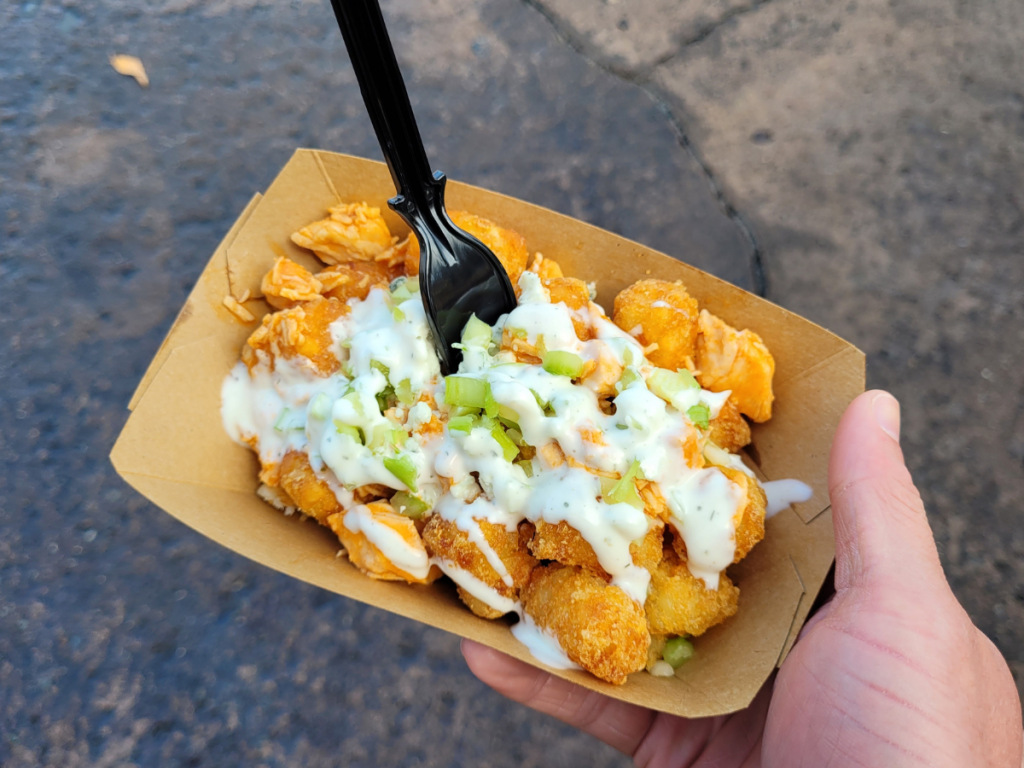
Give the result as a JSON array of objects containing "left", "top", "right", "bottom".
[
  {"left": 828, "top": 390, "right": 943, "bottom": 593},
  {"left": 461, "top": 639, "right": 656, "bottom": 755}
]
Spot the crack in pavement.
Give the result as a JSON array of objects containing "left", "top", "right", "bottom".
[{"left": 520, "top": 0, "right": 770, "bottom": 296}]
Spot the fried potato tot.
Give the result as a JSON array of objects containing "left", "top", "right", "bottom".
[
  {"left": 708, "top": 396, "right": 752, "bottom": 453},
  {"left": 695, "top": 309, "right": 775, "bottom": 422},
  {"left": 317, "top": 261, "right": 395, "bottom": 303},
  {"left": 612, "top": 279, "right": 700, "bottom": 371},
  {"left": 645, "top": 548, "right": 739, "bottom": 637},
  {"left": 261, "top": 256, "right": 323, "bottom": 310},
  {"left": 529, "top": 253, "right": 563, "bottom": 280},
  {"left": 245, "top": 296, "right": 348, "bottom": 376},
  {"left": 327, "top": 501, "right": 440, "bottom": 584},
  {"left": 422, "top": 516, "right": 537, "bottom": 618},
  {"left": 405, "top": 211, "right": 528, "bottom": 285},
  {"left": 529, "top": 518, "right": 663, "bottom": 574},
  {"left": 521, "top": 564, "right": 649, "bottom": 684},
  {"left": 545, "top": 276, "right": 592, "bottom": 340},
  {"left": 291, "top": 202, "right": 395, "bottom": 264},
  {"left": 278, "top": 451, "right": 341, "bottom": 524},
  {"left": 720, "top": 466, "right": 766, "bottom": 563}
]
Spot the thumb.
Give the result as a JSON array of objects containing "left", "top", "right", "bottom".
[{"left": 828, "top": 390, "right": 944, "bottom": 593}]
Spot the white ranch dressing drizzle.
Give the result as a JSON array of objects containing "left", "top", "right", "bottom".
[
  {"left": 510, "top": 613, "right": 582, "bottom": 670},
  {"left": 343, "top": 504, "right": 431, "bottom": 581},
  {"left": 432, "top": 558, "right": 518, "bottom": 614},
  {"left": 763, "top": 479, "right": 814, "bottom": 518}
]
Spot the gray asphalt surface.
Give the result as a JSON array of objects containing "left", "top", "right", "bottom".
[{"left": 2, "top": 0, "right": 1022, "bottom": 765}]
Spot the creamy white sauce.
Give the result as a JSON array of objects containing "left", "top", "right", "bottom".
[
  {"left": 432, "top": 558, "right": 518, "bottom": 614},
  {"left": 222, "top": 270, "right": 794, "bottom": 665},
  {"left": 763, "top": 479, "right": 813, "bottom": 518},
  {"left": 342, "top": 504, "right": 431, "bottom": 580},
  {"left": 510, "top": 612, "right": 581, "bottom": 670}
]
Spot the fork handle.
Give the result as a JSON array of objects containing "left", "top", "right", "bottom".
[{"left": 329, "top": 0, "right": 438, "bottom": 211}]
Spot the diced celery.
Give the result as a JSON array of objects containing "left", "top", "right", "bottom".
[
  {"left": 483, "top": 384, "right": 500, "bottom": 418},
  {"left": 273, "top": 408, "right": 292, "bottom": 432},
  {"left": 406, "top": 276, "right": 420, "bottom": 294},
  {"left": 505, "top": 428, "right": 524, "bottom": 446},
  {"left": 687, "top": 403, "right": 710, "bottom": 430},
  {"left": 447, "top": 414, "right": 475, "bottom": 434},
  {"left": 515, "top": 459, "right": 534, "bottom": 478},
  {"left": 531, "top": 389, "right": 548, "bottom": 410},
  {"left": 383, "top": 454, "right": 418, "bottom": 491},
  {"left": 339, "top": 339, "right": 352, "bottom": 349},
  {"left": 662, "top": 637, "right": 694, "bottom": 668},
  {"left": 391, "top": 491, "right": 429, "bottom": 519},
  {"left": 342, "top": 391, "right": 366, "bottom": 417},
  {"left": 370, "top": 360, "right": 390, "bottom": 378},
  {"left": 497, "top": 404, "right": 519, "bottom": 424},
  {"left": 444, "top": 376, "right": 488, "bottom": 409},
  {"left": 395, "top": 379, "right": 415, "bottom": 406},
  {"left": 461, "top": 314, "right": 493, "bottom": 345},
  {"left": 448, "top": 405, "right": 478, "bottom": 418},
  {"left": 490, "top": 424, "right": 520, "bottom": 462},
  {"left": 604, "top": 459, "right": 645, "bottom": 510},
  {"left": 390, "top": 305, "right": 406, "bottom": 322},
  {"left": 389, "top": 276, "right": 408, "bottom": 292},
  {"left": 542, "top": 350, "right": 585, "bottom": 379},
  {"left": 622, "top": 346, "right": 635, "bottom": 367},
  {"left": 308, "top": 393, "right": 332, "bottom": 421},
  {"left": 391, "top": 284, "right": 413, "bottom": 303},
  {"left": 508, "top": 327, "right": 527, "bottom": 338},
  {"left": 599, "top": 475, "right": 616, "bottom": 499},
  {"left": 615, "top": 366, "right": 642, "bottom": 393},
  {"left": 647, "top": 368, "right": 699, "bottom": 403},
  {"left": 333, "top": 422, "right": 363, "bottom": 444},
  {"left": 369, "top": 424, "right": 407, "bottom": 451}
]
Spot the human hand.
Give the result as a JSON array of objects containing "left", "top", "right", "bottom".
[{"left": 461, "top": 391, "right": 1023, "bottom": 767}]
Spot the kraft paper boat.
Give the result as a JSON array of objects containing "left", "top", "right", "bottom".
[{"left": 110, "top": 149, "right": 864, "bottom": 718}]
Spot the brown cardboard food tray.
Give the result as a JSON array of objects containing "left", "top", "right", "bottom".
[{"left": 110, "top": 149, "right": 864, "bottom": 718}]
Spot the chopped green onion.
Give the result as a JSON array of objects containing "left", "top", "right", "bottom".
[
  {"left": 662, "top": 637, "right": 694, "bottom": 668},
  {"left": 604, "top": 459, "right": 645, "bottom": 510},
  {"left": 542, "top": 350, "right": 585, "bottom": 379},
  {"left": 515, "top": 459, "right": 534, "bottom": 478},
  {"left": 444, "top": 376, "right": 488, "bottom": 409},
  {"left": 308, "top": 393, "right": 332, "bottom": 421},
  {"left": 490, "top": 424, "right": 520, "bottom": 462},
  {"left": 395, "top": 379, "right": 415, "bottom": 406},
  {"left": 615, "top": 366, "right": 642, "bottom": 394},
  {"left": 383, "top": 454, "right": 418, "bottom": 491},
  {"left": 461, "top": 314, "right": 493, "bottom": 346},
  {"left": 447, "top": 414, "right": 475, "bottom": 434},
  {"left": 648, "top": 368, "right": 699, "bottom": 402},
  {"left": 687, "top": 404, "right": 710, "bottom": 430},
  {"left": 333, "top": 422, "right": 363, "bottom": 444},
  {"left": 391, "top": 491, "right": 429, "bottom": 519}
]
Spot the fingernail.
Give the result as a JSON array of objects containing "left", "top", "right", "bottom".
[{"left": 872, "top": 391, "right": 900, "bottom": 442}]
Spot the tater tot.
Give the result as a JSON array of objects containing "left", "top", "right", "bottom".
[
  {"left": 245, "top": 296, "right": 347, "bottom": 375},
  {"left": 544, "top": 277, "right": 592, "bottom": 340},
  {"left": 261, "top": 256, "right": 323, "bottom": 310},
  {"left": 695, "top": 309, "right": 775, "bottom": 422},
  {"left": 278, "top": 451, "right": 341, "bottom": 524},
  {"left": 708, "top": 396, "right": 752, "bottom": 453},
  {"left": 670, "top": 465, "right": 765, "bottom": 565},
  {"left": 644, "top": 548, "right": 739, "bottom": 637},
  {"left": 530, "top": 254, "right": 563, "bottom": 281},
  {"left": 422, "top": 516, "right": 537, "bottom": 618},
  {"left": 529, "top": 518, "right": 663, "bottom": 575},
  {"left": 327, "top": 501, "right": 439, "bottom": 584},
  {"left": 291, "top": 202, "right": 395, "bottom": 264},
  {"left": 405, "top": 211, "right": 528, "bottom": 285},
  {"left": 317, "top": 261, "right": 395, "bottom": 304},
  {"left": 521, "top": 564, "right": 649, "bottom": 684},
  {"left": 612, "top": 279, "right": 700, "bottom": 371}
]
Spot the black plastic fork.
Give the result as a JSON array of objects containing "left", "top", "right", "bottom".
[{"left": 328, "top": 0, "right": 518, "bottom": 375}]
